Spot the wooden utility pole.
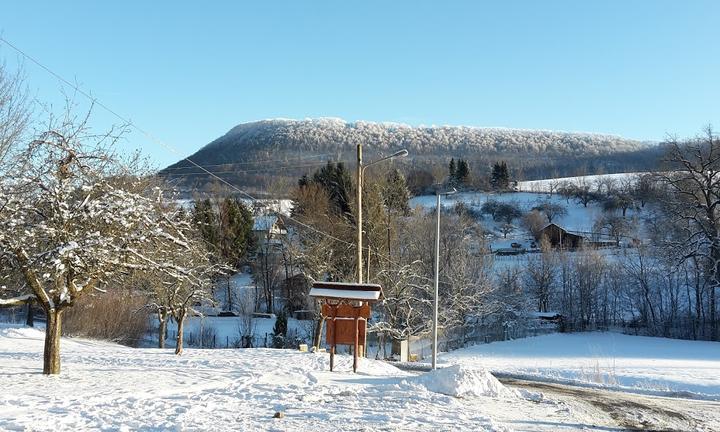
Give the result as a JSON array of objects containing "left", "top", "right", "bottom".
[{"left": 357, "top": 144, "right": 363, "bottom": 284}]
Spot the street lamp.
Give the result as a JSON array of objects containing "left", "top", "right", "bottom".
[
  {"left": 432, "top": 186, "right": 456, "bottom": 369},
  {"left": 357, "top": 146, "right": 409, "bottom": 283}
]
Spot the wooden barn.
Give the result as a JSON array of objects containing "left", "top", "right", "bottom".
[{"left": 538, "top": 223, "right": 585, "bottom": 249}]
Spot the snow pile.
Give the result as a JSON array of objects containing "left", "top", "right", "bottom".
[{"left": 415, "top": 364, "right": 515, "bottom": 399}]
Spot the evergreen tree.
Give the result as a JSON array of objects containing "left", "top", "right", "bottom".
[
  {"left": 298, "top": 174, "right": 310, "bottom": 187},
  {"left": 490, "top": 161, "right": 510, "bottom": 190},
  {"left": 219, "top": 198, "right": 255, "bottom": 266},
  {"left": 192, "top": 198, "right": 255, "bottom": 268},
  {"left": 193, "top": 199, "right": 220, "bottom": 250},
  {"left": 272, "top": 311, "right": 288, "bottom": 348},
  {"left": 383, "top": 169, "right": 411, "bottom": 215},
  {"left": 456, "top": 159, "right": 470, "bottom": 185},
  {"left": 312, "top": 161, "right": 354, "bottom": 217}
]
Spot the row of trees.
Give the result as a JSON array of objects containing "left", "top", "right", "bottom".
[{"left": 286, "top": 127, "right": 720, "bottom": 344}]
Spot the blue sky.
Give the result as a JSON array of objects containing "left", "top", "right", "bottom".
[{"left": 1, "top": 1, "right": 719, "bottom": 167}]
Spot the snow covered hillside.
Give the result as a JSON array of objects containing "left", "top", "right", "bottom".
[
  {"left": 197, "top": 118, "right": 648, "bottom": 157},
  {"left": 410, "top": 190, "right": 640, "bottom": 247},
  {"left": 442, "top": 332, "right": 720, "bottom": 400}
]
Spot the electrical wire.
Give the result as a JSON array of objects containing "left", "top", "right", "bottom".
[
  {"left": 160, "top": 154, "right": 335, "bottom": 171},
  {"left": 0, "top": 35, "right": 356, "bottom": 248}
]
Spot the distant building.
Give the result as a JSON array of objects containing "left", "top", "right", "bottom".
[
  {"left": 538, "top": 223, "right": 585, "bottom": 249},
  {"left": 252, "top": 214, "right": 286, "bottom": 248}
]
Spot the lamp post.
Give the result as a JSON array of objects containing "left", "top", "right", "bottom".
[
  {"left": 356, "top": 145, "right": 408, "bottom": 283},
  {"left": 432, "top": 186, "right": 456, "bottom": 369}
]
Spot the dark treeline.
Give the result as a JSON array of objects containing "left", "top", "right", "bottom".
[{"left": 160, "top": 146, "right": 663, "bottom": 197}]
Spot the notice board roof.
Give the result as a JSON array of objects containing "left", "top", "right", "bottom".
[{"left": 309, "top": 281, "right": 382, "bottom": 301}]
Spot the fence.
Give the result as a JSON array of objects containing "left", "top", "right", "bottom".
[
  {"left": 362, "top": 320, "right": 559, "bottom": 360},
  {"left": 172, "top": 327, "right": 307, "bottom": 349}
]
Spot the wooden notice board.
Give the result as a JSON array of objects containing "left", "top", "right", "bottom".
[{"left": 326, "top": 317, "right": 367, "bottom": 346}]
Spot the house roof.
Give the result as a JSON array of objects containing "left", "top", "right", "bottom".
[{"left": 541, "top": 223, "right": 586, "bottom": 239}]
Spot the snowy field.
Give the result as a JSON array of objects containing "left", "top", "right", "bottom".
[
  {"left": 411, "top": 191, "right": 615, "bottom": 235},
  {"left": 442, "top": 332, "right": 720, "bottom": 400},
  {"left": 516, "top": 173, "right": 639, "bottom": 193}
]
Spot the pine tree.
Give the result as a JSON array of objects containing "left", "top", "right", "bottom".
[
  {"left": 272, "top": 311, "right": 288, "bottom": 348},
  {"left": 219, "top": 198, "right": 255, "bottom": 266},
  {"left": 490, "top": 161, "right": 510, "bottom": 190},
  {"left": 193, "top": 199, "right": 220, "bottom": 250},
  {"left": 312, "top": 161, "right": 354, "bottom": 217},
  {"left": 456, "top": 159, "right": 470, "bottom": 186},
  {"left": 383, "top": 169, "right": 411, "bottom": 215}
]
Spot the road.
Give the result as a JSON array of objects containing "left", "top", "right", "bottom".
[{"left": 499, "top": 377, "right": 720, "bottom": 431}]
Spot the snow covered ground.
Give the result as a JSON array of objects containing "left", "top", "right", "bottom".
[
  {"left": 516, "top": 173, "right": 639, "bottom": 193},
  {"left": 0, "top": 324, "right": 505, "bottom": 431},
  {"left": 410, "top": 190, "right": 626, "bottom": 238},
  {"left": 1, "top": 325, "right": 718, "bottom": 431},
  {"left": 442, "top": 332, "right": 720, "bottom": 400}
]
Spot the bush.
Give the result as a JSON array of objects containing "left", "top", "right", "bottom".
[
  {"left": 63, "top": 290, "right": 149, "bottom": 347},
  {"left": 272, "top": 312, "right": 288, "bottom": 348}
]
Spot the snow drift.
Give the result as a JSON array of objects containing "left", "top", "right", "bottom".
[{"left": 415, "top": 364, "right": 515, "bottom": 398}]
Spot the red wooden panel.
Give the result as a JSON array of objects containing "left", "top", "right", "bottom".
[
  {"left": 327, "top": 318, "right": 366, "bottom": 346},
  {"left": 322, "top": 303, "right": 371, "bottom": 319}
]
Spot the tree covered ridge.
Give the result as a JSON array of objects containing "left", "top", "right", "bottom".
[{"left": 200, "top": 118, "right": 649, "bottom": 157}]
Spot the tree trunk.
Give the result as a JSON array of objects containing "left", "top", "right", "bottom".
[
  {"left": 226, "top": 276, "right": 233, "bottom": 312},
  {"left": 43, "top": 308, "right": 62, "bottom": 375},
  {"left": 175, "top": 310, "right": 186, "bottom": 355},
  {"left": 710, "top": 285, "right": 717, "bottom": 341},
  {"left": 158, "top": 310, "right": 167, "bottom": 349},
  {"left": 25, "top": 302, "right": 34, "bottom": 327},
  {"left": 312, "top": 316, "right": 325, "bottom": 349}
]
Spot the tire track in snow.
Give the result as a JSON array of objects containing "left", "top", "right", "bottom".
[{"left": 501, "top": 378, "right": 719, "bottom": 431}]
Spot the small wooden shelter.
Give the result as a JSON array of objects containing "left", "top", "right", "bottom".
[
  {"left": 538, "top": 223, "right": 585, "bottom": 249},
  {"left": 309, "top": 281, "right": 382, "bottom": 373}
]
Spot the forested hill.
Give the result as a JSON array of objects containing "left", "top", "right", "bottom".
[{"left": 160, "top": 118, "right": 661, "bottom": 193}]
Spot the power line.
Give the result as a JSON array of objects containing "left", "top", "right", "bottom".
[
  {"left": 158, "top": 161, "right": 334, "bottom": 177},
  {"left": 0, "top": 35, "right": 356, "bottom": 248}
]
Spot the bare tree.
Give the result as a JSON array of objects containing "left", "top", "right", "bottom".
[
  {"left": 654, "top": 126, "right": 720, "bottom": 340},
  {"left": 532, "top": 201, "right": 567, "bottom": 223},
  {"left": 0, "top": 62, "right": 31, "bottom": 169},
  {"left": 525, "top": 238, "right": 556, "bottom": 312},
  {"left": 0, "top": 112, "right": 195, "bottom": 373}
]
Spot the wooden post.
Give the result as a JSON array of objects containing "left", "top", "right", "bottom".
[
  {"left": 353, "top": 315, "right": 359, "bottom": 373},
  {"left": 330, "top": 305, "right": 337, "bottom": 372},
  {"left": 363, "top": 302, "right": 368, "bottom": 358}
]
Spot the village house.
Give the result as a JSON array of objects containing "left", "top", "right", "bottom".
[{"left": 252, "top": 214, "right": 287, "bottom": 248}]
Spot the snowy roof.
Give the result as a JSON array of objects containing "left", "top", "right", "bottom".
[
  {"left": 253, "top": 215, "right": 278, "bottom": 231},
  {"left": 309, "top": 281, "right": 382, "bottom": 301}
]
